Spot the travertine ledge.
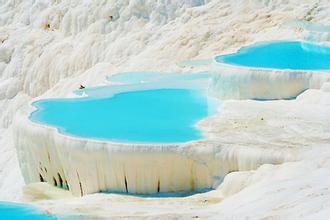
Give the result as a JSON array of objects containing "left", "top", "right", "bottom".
[
  {"left": 210, "top": 61, "right": 330, "bottom": 100},
  {"left": 13, "top": 103, "right": 294, "bottom": 196}
]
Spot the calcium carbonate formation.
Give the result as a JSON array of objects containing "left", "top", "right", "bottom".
[
  {"left": 209, "top": 61, "right": 330, "bottom": 100},
  {"left": 13, "top": 71, "right": 297, "bottom": 196},
  {"left": 3, "top": 4, "right": 329, "bottom": 216},
  {"left": 13, "top": 40, "right": 330, "bottom": 196},
  {"left": 209, "top": 41, "right": 330, "bottom": 100},
  {"left": 14, "top": 104, "right": 292, "bottom": 196},
  {"left": 12, "top": 70, "right": 299, "bottom": 196}
]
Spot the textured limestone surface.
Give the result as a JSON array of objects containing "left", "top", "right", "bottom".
[{"left": 1, "top": 0, "right": 330, "bottom": 219}]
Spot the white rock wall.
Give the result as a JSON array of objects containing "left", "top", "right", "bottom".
[
  {"left": 13, "top": 103, "right": 294, "bottom": 196},
  {"left": 209, "top": 61, "right": 330, "bottom": 100}
]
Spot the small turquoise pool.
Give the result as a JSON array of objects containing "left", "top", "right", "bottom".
[
  {"left": 31, "top": 89, "right": 213, "bottom": 144},
  {"left": 0, "top": 202, "right": 55, "bottom": 220},
  {"left": 215, "top": 41, "right": 330, "bottom": 70}
]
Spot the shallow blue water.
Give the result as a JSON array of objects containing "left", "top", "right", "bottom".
[
  {"left": 30, "top": 89, "right": 211, "bottom": 143},
  {"left": 107, "top": 72, "right": 160, "bottom": 84},
  {"left": 0, "top": 202, "right": 56, "bottom": 220},
  {"left": 215, "top": 41, "right": 330, "bottom": 70},
  {"left": 106, "top": 71, "right": 209, "bottom": 85}
]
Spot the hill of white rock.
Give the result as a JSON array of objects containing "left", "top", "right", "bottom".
[{"left": 1, "top": 0, "right": 330, "bottom": 219}]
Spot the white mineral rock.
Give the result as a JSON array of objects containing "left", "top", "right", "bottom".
[
  {"left": 209, "top": 61, "right": 330, "bottom": 100},
  {"left": 1, "top": 0, "right": 330, "bottom": 219}
]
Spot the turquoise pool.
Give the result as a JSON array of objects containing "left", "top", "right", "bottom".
[
  {"left": 106, "top": 71, "right": 209, "bottom": 85},
  {"left": 0, "top": 202, "right": 55, "bottom": 220},
  {"left": 215, "top": 41, "right": 330, "bottom": 70},
  {"left": 30, "top": 89, "right": 213, "bottom": 144}
]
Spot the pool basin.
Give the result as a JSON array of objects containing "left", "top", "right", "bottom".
[
  {"left": 15, "top": 72, "right": 226, "bottom": 196},
  {"left": 210, "top": 41, "right": 330, "bottom": 100}
]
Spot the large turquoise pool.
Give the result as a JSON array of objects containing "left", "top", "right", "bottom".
[
  {"left": 30, "top": 88, "right": 213, "bottom": 144},
  {"left": 215, "top": 41, "right": 330, "bottom": 70}
]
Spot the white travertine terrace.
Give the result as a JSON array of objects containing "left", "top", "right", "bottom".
[
  {"left": 210, "top": 57, "right": 330, "bottom": 100},
  {"left": 14, "top": 81, "right": 295, "bottom": 196},
  {"left": 14, "top": 111, "right": 294, "bottom": 196},
  {"left": 2, "top": 0, "right": 330, "bottom": 218}
]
